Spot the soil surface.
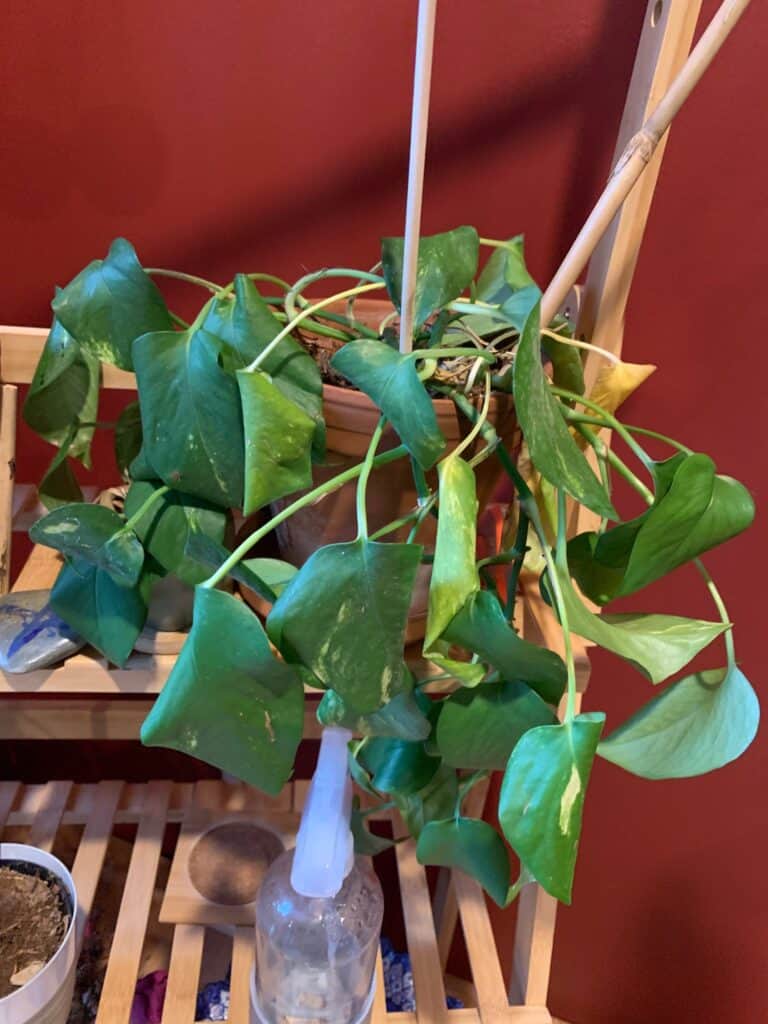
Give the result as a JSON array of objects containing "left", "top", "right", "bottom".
[{"left": 0, "top": 863, "right": 70, "bottom": 998}]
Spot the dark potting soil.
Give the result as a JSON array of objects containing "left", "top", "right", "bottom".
[{"left": 0, "top": 861, "right": 71, "bottom": 998}]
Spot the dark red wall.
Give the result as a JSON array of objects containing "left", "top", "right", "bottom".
[{"left": 2, "top": 3, "right": 766, "bottom": 1022}]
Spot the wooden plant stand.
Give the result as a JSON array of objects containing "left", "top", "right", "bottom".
[{"left": 0, "top": 1, "right": 708, "bottom": 1020}]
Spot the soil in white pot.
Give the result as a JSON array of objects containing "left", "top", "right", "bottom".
[{"left": 0, "top": 861, "right": 71, "bottom": 998}]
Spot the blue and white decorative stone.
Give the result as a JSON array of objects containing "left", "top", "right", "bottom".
[{"left": 0, "top": 589, "right": 85, "bottom": 673}]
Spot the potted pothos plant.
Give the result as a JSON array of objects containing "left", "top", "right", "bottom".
[{"left": 21, "top": 226, "right": 758, "bottom": 906}]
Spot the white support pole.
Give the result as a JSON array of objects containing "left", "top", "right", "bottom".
[{"left": 398, "top": 0, "right": 438, "bottom": 355}]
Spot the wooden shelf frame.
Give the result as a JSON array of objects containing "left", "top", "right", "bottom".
[{"left": 0, "top": 2, "right": 710, "bottom": 1019}]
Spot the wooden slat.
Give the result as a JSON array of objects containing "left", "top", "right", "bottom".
[
  {"left": 26, "top": 779, "right": 72, "bottom": 852},
  {"left": 230, "top": 926, "right": 254, "bottom": 1024},
  {"left": 454, "top": 872, "right": 509, "bottom": 1023},
  {"left": 161, "top": 924, "right": 205, "bottom": 1024},
  {"left": 0, "top": 700, "right": 156, "bottom": 740},
  {"left": 1, "top": 326, "right": 135, "bottom": 389},
  {"left": 395, "top": 836, "right": 448, "bottom": 1022},
  {"left": 96, "top": 780, "right": 172, "bottom": 1024},
  {"left": 70, "top": 780, "right": 123, "bottom": 948},
  {"left": 0, "top": 781, "right": 20, "bottom": 834},
  {"left": 0, "top": 384, "right": 17, "bottom": 595},
  {"left": 578, "top": 0, "right": 704, "bottom": 388}
]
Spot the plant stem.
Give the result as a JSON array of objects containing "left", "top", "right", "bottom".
[
  {"left": 695, "top": 558, "right": 736, "bottom": 667},
  {"left": 504, "top": 508, "right": 529, "bottom": 619},
  {"left": 169, "top": 311, "right": 190, "bottom": 329},
  {"left": 571, "top": 420, "right": 654, "bottom": 504},
  {"left": 284, "top": 269, "right": 385, "bottom": 322},
  {"left": 541, "top": 328, "right": 621, "bottom": 366},
  {"left": 246, "top": 283, "right": 384, "bottom": 373},
  {"left": 356, "top": 418, "right": 386, "bottom": 539},
  {"left": 410, "top": 346, "right": 496, "bottom": 363},
  {"left": 370, "top": 507, "right": 422, "bottom": 541},
  {"left": 478, "top": 237, "right": 510, "bottom": 248},
  {"left": 123, "top": 484, "right": 170, "bottom": 529},
  {"left": 451, "top": 372, "right": 492, "bottom": 462},
  {"left": 246, "top": 272, "right": 293, "bottom": 292},
  {"left": 564, "top": 414, "right": 691, "bottom": 454},
  {"left": 548, "top": 489, "right": 577, "bottom": 722},
  {"left": 550, "top": 386, "right": 654, "bottom": 471},
  {"left": 201, "top": 445, "right": 409, "bottom": 589},
  {"left": 146, "top": 268, "right": 223, "bottom": 294}
]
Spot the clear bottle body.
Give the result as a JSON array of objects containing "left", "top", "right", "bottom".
[{"left": 254, "top": 849, "right": 383, "bottom": 1024}]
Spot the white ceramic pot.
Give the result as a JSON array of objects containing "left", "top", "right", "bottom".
[{"left": 0, "top": 845, "right": 78, "bottom": 1024}]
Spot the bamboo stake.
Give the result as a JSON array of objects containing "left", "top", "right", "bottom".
[
  {"left": 541, "top": 0, "right": 752, "bottom": 326},
  {"left": 398, "top": 0, "right": 438, "bottom": 354}
]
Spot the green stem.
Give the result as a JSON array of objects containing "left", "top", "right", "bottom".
[
  {"left": 169, "top": 311, "right": 190, "bottom": 329},
  {"left": 246, "top": 272, "right": 292, "bottom": 292},
  {"left": 406, "top": 493, "right": 439, "bottom": 544},
  {"left": 550, "top": 386, "right": 654, "bottom": 471},
  {"left": 549, "top": 489, "right": 577, "bottom": 722},
  {"left": 445, "top": 389, "right": 532, "bottom": 499},
  {"left": 452, "top": 372, "right": 492, "bottom": 461},
  {"left": 565, "top": 414, "right": 692, "bottom": 454},
  {"left": 123, "top": 484, "right": 170, "bottom": 529},
  {"left": 146, "top": 268, "right": 222, "bottom": 294},
  {"left": 478, "top": 237, "right": 510, "bottom": 248},
  {"left": 505, "top": 508, "right": 529, "bottom": 619},
  {"left": 356, "top": 418, "right": 386, "bottom": 539},
  {"left": 369, "top": 507, "right": 422, "bottom": 541},
  {"left": 246, "top": 283, "right": 384, "bottom": 373},
  {"left": 202, "top": 445, "right": 409, "bottom": 589},
  {"left": 284, "top": 269, "right": 385, "bottom": 322},
  {"left": 409, "top": 346, "right": 496, "bottom": 364},
  {"left": 571, "top": 420, "right": 654, "bottom": 504},
  {"left": 695, "top": 558, "right": 736, "bottom": 667}
]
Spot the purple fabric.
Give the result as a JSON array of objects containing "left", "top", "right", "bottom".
[{"left": 130, "top": 970, "right": 168, "bottom": 1024}]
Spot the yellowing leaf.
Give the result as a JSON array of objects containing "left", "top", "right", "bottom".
[{"left": 588, "top": 361, "right": 656, "bottom": 417}]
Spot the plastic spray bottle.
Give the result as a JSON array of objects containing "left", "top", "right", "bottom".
[{"left": 252, "top": 727, "right": 384, "bottom": 1023}]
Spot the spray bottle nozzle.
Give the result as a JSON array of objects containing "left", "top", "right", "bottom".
[{"left": 290, "top": 726, "right": 354, "bottom": 899}]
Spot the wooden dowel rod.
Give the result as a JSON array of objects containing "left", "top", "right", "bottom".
[
  {"left": 398, "top": 0, "right": 438, "bottom": 354},
  {"left": 541, "top": 0, "right": 751, "bottom": 326}
]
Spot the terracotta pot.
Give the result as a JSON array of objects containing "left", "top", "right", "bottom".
[{"left": 268, "top": 300, "right": 521, "bottom": 642}]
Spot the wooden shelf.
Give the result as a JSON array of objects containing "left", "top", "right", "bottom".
[{"left": 1, "top": 778, "right": 554, "bottom": 1024}]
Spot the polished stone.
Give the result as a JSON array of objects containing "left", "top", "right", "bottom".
[{"left": 0, "top": 590, "right": 85, "bottom": 673}]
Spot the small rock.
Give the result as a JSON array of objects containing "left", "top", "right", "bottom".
[{"left": 0, "top": 590, "right": 85, "bottom": 673}]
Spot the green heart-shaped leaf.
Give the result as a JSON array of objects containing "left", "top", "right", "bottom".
[
  {"left": 436, "top": 680, "right": 557, "bottom": 770},
  {"left": 51, "top": 557, "right": 147, "bottom": 665},
  {"left": 443, "top": 589, "right": 566, "bottom": 704},
  {"left": 51, "top": 238, "right": 173, "bottom": 371},
  {"left": 23, "top": 313, "right": 100, "bottom": 466},
  {"left": 382, "top": 225, "right": 479, "bottom": 327},
  {"left": 132, "top": 319, "right": 244, "bottom": 507},
  {"left": 317, "top": 686, "right": 431, "bottom": 741},
  {"left": 237, "top": 369, "right": 315, "bottom": 515},
  {"left": 599, "top": 664, "right": 758, "bottom": 779},
  {"left": 569, "top": 454, "right": 754, "bottom": 604},
  {"left": 476, "top": 235, "right": 536, "bottom": 303},
  {"left": 351, "top": 802, "right": 394, "bottom": 856},
  {"left": 125, "top": 481, "right": 227, "bottom": 586},
  {"left": 513, "top": 304, "right": 615, "bottom": 519},
  {"left": 499, "top": 713, "right": 605, "bottom": 903},
  {"left": 425, "top": 456, "right": 479, "bottom": 650},
  {"left": 30, "top": 503, "right": 143, "bottom": 587},
  {"left": 394, "top": 764, "right": 458, "bottom": 840},
  {"left": 358, "top": 727, "right": 440, "bottom": 797},
  {"left": 557, "top": 567, "right": 727, "bottom": 683},
  {"left": 203, "top": 275, "right": 324, "bottom": 458},
  {"left": 141, "top": 587, "right": 304, "bottom": 794},
  {"left": 417, "top": 817, "right": 511, "bottom": 906},
  {"left": 114, "top": 400, "right": 143, "bottom": 476},
  {"left": 37, "top": 434, "right": 84, "bottom": 510},
  {"left": 331, "top": 340, "right": 445, "bottom": 469},
  {"left": 267, "top": 539, "right": 422, "bottom": 712}
]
